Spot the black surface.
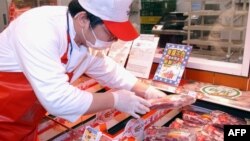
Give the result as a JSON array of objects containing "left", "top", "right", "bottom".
[
  {"left": 96, "top": 88, "right": 107, "bottom": 93},
  {"left": 106, "top": 116, "right": 133, "bottom": 135},
  {"left": 193, "top": 99, "right": 250, "bottom": 119}
]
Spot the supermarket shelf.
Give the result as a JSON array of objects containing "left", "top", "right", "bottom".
[
  {"left": 184, "top": 10, "right": 248, "bottom": 16},
  {"left": 183, "top": 25, "right": 246, "bottom": 31},
  {"left": 184, "top": 10, "right": 222, "bottom": 16},
  {"left": 236, "top": 11, "right": 249, "bottom": 16},
  {"left": 186, "top": 0, "right": 230, "bottom": 3},
  {"left": 152, "top": 29, "right": 188, "bottom": 35},
  {"left": 182, "top": 39, "right": 243, "bottom": 47}
]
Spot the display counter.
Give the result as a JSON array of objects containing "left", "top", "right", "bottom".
[{"left": 38, "top": 74, "right": 250, "bottom": 141}]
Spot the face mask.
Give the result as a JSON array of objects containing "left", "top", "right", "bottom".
[{"left": 82, "top": 26, "right": 113, "bottom": 50}]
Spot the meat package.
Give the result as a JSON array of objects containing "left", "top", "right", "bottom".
[
  {"left": 167, "top": 108, "right": 249, "bottom": 141},
  {"left": 169, "top": 117, "right": 224, "bottom": 141},
  {"left": 149, "top": 94, "right": 196, "bottom": 110},
  {"left": 144, "top": 126, "right": 196, "bottom": 141},
  {"left": 210, "top": 110, "right": 246, "bottom": 128},
  {"left": 201, "top": 125, "right": 224, "bottom": 141},
  {"left": 182, "top": 110, "right": 212, "bottom": 125},
  {"left": 169, "top": 118, "right": 204, "bottom": 132}
]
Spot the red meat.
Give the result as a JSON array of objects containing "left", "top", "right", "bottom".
[{"left": 149, "top": 95, "right": 196, "bottom": 110}]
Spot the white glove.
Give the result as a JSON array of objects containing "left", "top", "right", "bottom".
[
  {"left": 112, "top": 89, "right": 151, "bottom": 118},
  {"left": 144, "top": 86, "right": 167, "bottom": 99}
]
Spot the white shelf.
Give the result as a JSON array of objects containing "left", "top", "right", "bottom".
[
  {"left": 183, "top": 25, "right": 246, "bottom": 31},
  {"left": 184, "top": 10, "right": 248, "bottom": 16},
  {"left": 186, "top": 0, "right": 230, "bottom": 3},
  {"left": 152, "top": 29, "right": 188, "bottom": 35},
  {"left": 182, "top": 0, "right": 249, "bottom": 77},
  {"left": 184, "top": 10, "right": 222, "bottom": 16},
  {"left": 183, "top": 39, "right": 243, "bottom": 48}
]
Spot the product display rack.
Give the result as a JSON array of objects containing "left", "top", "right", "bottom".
[
  {"left": 37, "top": 76, "right": 250, "bottom": 141},
  {"left": 183, "top": 0, "right": 249, "bottom": 62}
]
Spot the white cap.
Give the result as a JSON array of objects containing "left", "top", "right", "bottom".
[{"left": 78, "top": 0, "right": 139, "bottom": 41}]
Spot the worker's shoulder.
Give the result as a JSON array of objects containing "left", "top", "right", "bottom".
[
  {"left": 21, "top": 6, "right": 67, "bottom": 20},
  {"left": 15, "top": 6, "right": 67, "bottom": 29}
]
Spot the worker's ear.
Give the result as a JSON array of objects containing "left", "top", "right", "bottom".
[{"left": 74, "top": 11, "right": 90, "bottom": 28}]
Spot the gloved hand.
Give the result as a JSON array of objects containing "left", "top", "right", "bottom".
[
  {"left": 112, "top": 89, "right": 151, "bottom": 118},
  {"left": 144, "top": 86, "right": 167, "bottom": 99}
]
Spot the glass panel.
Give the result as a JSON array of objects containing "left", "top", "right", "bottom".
[
  {"left": 140, "top": 0, "right": 249, "bottom": 65},
  {"left": 184, "top": 0, "right": 249, "bottom": 64}
]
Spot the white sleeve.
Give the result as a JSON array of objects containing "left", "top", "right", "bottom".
[
  {"left": 13, "top": 19, "right": 92, "bottom": 122},
  {"left": 85, "top": 55, "right": 138, "bottom": 90}
]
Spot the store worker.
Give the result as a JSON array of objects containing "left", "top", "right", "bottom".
[{"left": 0, "top": 0, "right": 166, "bottom": 140}]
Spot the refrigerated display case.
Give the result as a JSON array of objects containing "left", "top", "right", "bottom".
[{"left": 37, "top": 75, "right": 250, "bottom": 141}]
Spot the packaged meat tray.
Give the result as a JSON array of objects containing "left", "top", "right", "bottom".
[
  {"left": 182, "top": 110, "right": 212, "bottom": 125},
  {"left": 210, "top": 110, "right": 246, "bottom": 128},
  {"left": 201, "top": 125, "right": 224, "bottom": 141},
  {"left": 169, "top": 118, "right": 204, "bottom": 132},
  {"left": 144, "top": 126, "right": 196, "bottom": 141},
  {"left": 169, "top": 119, "right": 224, "bottom": 141},
  {"left": 149, "top": 94, "right": 196, "bottom": 110}
]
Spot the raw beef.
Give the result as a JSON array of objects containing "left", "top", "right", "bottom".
[
  {"left": 169, "top": 118, "right": 203, "bottom": 132},
  {"left": 149, "top": 94, "right": 196, "bottom": 110},
  {"left": 210, "top": 110, "right": 246, "bottom": 128},
  {"left": 201, "top": 125, "right": 224, "bottom": 141},
  {"left": 182, "top": 110, "right": 212, "bottom": 125},
  {"left": 144, "top": 126, "right": 196, "bottom": 141}
]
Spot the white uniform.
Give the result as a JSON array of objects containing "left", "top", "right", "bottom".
[{"left": 0, "top": 6, "right": 137, "bottom": 122}]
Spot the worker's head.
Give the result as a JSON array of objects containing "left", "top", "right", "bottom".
[{"left": 68, "top": 0, "right": 138, "bottom": 49}]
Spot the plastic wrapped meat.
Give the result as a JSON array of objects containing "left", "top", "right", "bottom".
[
  {"left": 201, "top": 125, "right": 224, "bottom": 141},
  {"left": 149, "top": 94, "right": 196, "bottom": 110},
  {"left": 144, "top": 126, "right": 196, "bottom": 141},
  {"left": 196, "top": 131, "right": 215, "bottom": 141},
  {"left": 169, "top": 118, "right": 203, "bottom": 132},
  {"left": 182, "top": 110, "right": 212, "bottom": 125},
  {"left": 169, "top": 119, "right": 222, "bottom": 141},
  {"left": 210, "top": 110, "right": 246, "bottom": 128}
]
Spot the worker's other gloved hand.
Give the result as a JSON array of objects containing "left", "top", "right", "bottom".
[
  {"left": 112, "top": 89, "right": 151, "bottom": 118},
  {"left": 144, "top": 86, "right": 167, "bottom": 99}
]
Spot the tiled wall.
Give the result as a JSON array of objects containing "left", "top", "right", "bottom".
[{"left": 151, "top": 63, "right": 250, "bottom": 91}]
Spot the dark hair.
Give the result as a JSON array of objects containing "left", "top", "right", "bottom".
[{"left": 68, "top": 0, "right": 103, "bottom": 28}]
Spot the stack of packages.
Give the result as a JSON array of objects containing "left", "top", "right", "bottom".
[{"left": 144, "top": 108, "right": 246, "bottom": 141}]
